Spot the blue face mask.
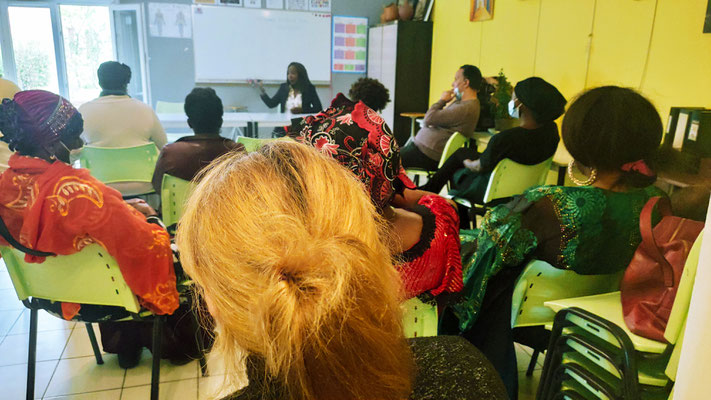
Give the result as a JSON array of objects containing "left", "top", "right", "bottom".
[
  {"left": 508, "top": 99, "right": 520, "bottom": 118},
  {"left": 454, "top": 87, "right": 463, "bottom": 101}
]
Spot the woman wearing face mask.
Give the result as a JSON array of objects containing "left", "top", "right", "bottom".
[
  {"left": 420, "top": 77, "right": 566, "bottom": 206},
  {"left": 256, "top": 62, "right": 322, "bottom": 114},
  {"left": 400, "top": 65, "right": 482, "bottom": 170}
]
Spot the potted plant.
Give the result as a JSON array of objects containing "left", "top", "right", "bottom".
[{"left": 490, "top": 69, "right": 518, "bottom": 131}]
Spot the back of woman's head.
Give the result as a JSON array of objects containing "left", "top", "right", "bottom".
[
  {"left": 562, "top": 86, "right": 663, "bottom": 187},
  {"left": 176, "top": 141, "right": 413, "bottom": 400},
  {"left": 0, "top": 90, "right": 83, "bottom": 156},
  {"left": 349, "top": 77, "right": 390, "bottom": 112}
]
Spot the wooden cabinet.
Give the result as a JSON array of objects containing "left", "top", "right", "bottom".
[{"left": 368, "top": 21, "right": 433, "bottom": 146}]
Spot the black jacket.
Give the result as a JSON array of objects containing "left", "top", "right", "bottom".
[{"left": 260, "top": 82, "right": 322, "bottom": 113}]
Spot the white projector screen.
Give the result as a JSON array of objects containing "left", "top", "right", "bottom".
[{"left": 192, "top": 5, "right": 332, "bottom": 83}]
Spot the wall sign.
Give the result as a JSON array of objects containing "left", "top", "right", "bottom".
[{"left": 331, "top": 15, "right": 368, "bottom": 73}]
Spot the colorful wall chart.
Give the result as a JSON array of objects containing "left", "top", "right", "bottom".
[{"left": 332, "top": 16, "right": 368, "bottom": 73}]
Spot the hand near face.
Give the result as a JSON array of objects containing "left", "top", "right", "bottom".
[{"left": 440, "top": 89, "right": 455, "bottom": 103}]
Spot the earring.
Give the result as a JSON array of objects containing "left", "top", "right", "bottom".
[{"left": 567, "top": 160, "right": 597, "bottom": 186}]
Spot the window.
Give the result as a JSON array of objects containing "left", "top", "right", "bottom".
[{"left": 8, "top": 6, "right": 60, "bottom": 93}]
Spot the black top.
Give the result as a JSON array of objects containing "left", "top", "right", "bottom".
[
  {"left": 260, "top": 82, "right": 322, "bottom": 113},
  {"left": 479, "top": 121, "right": 560, "bottom": 173},
  {"left": 223, "top": 336, "right": 507, "bottom": 400}
]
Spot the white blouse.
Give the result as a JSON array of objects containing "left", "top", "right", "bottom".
[{"left": 285, "top": 88, "right": 302, "bottom": 112}]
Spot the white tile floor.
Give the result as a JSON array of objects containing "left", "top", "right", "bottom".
[{"left": 0, "top": 257, "right": 543, "bottom": 400}]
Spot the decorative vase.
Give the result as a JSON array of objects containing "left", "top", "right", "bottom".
[
  {"left": 382, "top": 3, "right": 399, "bottom": 23},
  {"left": 399, "top": 0, "right": 414, "bottom": 21}
]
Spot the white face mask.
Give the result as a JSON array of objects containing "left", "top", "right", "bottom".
[
  {"left": 508, "top": 99, "right": 520, "bottom": 118},
  {"left": 454, "top": 86, "right": 462, "bottom": 101}
]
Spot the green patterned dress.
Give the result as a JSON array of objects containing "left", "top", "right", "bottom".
[{"left": 452, "top": 184, "right": 665, "bottom": 332}]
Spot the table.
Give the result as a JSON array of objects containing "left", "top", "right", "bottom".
[
  {"left": 401, "top": 112, "right": 426, "bottom": 138},
  {"left": 157, "top": 112, "right": 312, "bottom": 138}
]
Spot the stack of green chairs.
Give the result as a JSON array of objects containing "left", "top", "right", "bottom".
[
  {"left": 536, "top": 233, "right": 704, "bottom": 400},
  {"left": 406, "top": 132, "right": 469, "bottom": 187},
  {"left": 510, "top": 260, "right": 623, "bottom": 376},
  {"left": 401, "top": 297, "right": 438, "bottom": 338}
]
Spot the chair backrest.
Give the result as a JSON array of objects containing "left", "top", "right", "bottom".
[
  {"left": 155, "top": 101, "right": 184, "bottom": 114},
  {"left": 161, "top": 174, "right": 194, "bottom": 230},
  {"left": 482, "top": 157, "right": 553, "bottom": 204},
  {"left": 236, "top": 136, "right": 292, "bottom": 153},
  {"left": 79, "top": 143, "right": 159, "bottom": 184},
  {"left": 511, "top": 260, "right": 623, "bottom": 328},
  {"left": 664, "top": 231, "right": 704, "bottom": 344},
  {"left": 0, "top": 244, "right": 141, "bottom": 313},
  {"left": 437, "top": 132, "right": 469, "bottom": 169},
  {"left": 401, "top": 297, "right": 438, "bottom": 338}
]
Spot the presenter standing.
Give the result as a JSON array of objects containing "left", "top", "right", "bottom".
[{"left": 256, "top": 62, "right": 322, "bottom": 113}]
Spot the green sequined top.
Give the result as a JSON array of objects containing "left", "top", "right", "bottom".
[{"left": 452, "top": 184, "right": 666, "bottom": 331}]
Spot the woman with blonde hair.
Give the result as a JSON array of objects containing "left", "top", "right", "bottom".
[{"left": 177, "top": 141, "right": 506, "bottom": 400}]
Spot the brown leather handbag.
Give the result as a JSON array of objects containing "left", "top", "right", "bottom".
[{"left": 620, "top": 196, "right": 704, "bottom": 342}]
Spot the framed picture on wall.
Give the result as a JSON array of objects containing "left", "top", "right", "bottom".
[
  {"left": 470, "top": 0, "right": 494, "bottom": 22},
  {"left": 705, "top": 0, "right": 711, "bottom": 33}
]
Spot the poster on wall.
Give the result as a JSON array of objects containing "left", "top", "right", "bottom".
[
  {"left": 244, "top": 0, "right": 260, "bottom": 7},
  {"left": 332, "top": 16, "right": 368, "bottom": 74},
  {"left": 705, "top": 0, "right": 711, "bottom": 33},
  {"left": 148, "top": 3, "right": 192, "bottom": 38},
  {"left": 286, "top": 0, "right": 308, "bottom": 11},
  {"left": 266, "top": 0, "right": 284, "bottom": 9},
  {"left": 470, "top": 0, "right": 494, "bottom": 22},
  {"left": 309, "top": 0, "right": 330, "bottom": 12}
]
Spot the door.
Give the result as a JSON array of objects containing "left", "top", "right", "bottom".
[{"left": 110, "top": 4, "right": 150, "bottom": 104}]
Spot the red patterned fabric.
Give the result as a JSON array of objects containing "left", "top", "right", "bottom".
[
  {"left": 1, "top": 90, "right": 79, "bottom": 148},
  {"left": 398, "top": 195, "right": 463, "bottom": 298},
  {"left": 0, "top": 154, "right": 179, "bottom": 318},
  {"left": 288, "top": 93, "right": 415, "bottom": 209}
]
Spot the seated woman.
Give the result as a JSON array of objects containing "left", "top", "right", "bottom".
[
  {"left": 421, "top": 77, "right": 566, "bottom": 204},
  {"left": 288, "top": 88, "right": 463, "bottom": 301},
  {"left": 176, "top": 141, "right": 508, "bottom": 400},
  {"left": 0, "top": 90, "right": 203, "bottom": 368},
  {"left": 439, "top": 86, "right": 667, "bottom": 399}
]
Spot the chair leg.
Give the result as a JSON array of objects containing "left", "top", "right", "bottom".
[
  {"left": 151, "top": 315, "right": 165, "bottom": 400},
  {"left": 526, "top": 350, "right": 539, "bottom": 377},
  {"left": 85, "top": 323, "right": 104, "bottom": 365},
  {"left": 194, "top": 308, "right": 208, "bottom": 377},
  {"left": 26, "top": 308, "right": 38, "bottom": 400}
]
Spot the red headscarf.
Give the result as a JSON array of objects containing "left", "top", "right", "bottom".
[{"left": 288, "top": 94, "right": 414, "bottom": 209}]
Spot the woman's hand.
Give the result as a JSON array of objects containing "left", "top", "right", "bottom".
[
  {"left": 463, "top": 159, "right": 482, "bottom": 173},
  {"left": 126, "top": 198, "right": 157, "bottom": 217},
  {"left": 290, "top": 107, "right": 303, "bottom": 114}
]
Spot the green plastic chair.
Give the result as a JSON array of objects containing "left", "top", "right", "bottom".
[
  {"left": 79, "top": 143, "right": 159, "bottom": 191},
  {"left": 482, "top": 156, "right": 553, "bottom": 204},
  {"left": 155, "top": 101, "right": 184, "bottom": 114},
  {"left": 160, "top": 174, "right": 194, "bottom": 233},
  {"left": 406, "top": 132, "right": 469, "bottom": 186},
  {"left": 401, "top": 297, "right": 438, "bottom": 338},
  {"left": 0, "top": 244, "right": 167, "bottom": 400},
  {"left": 236, "top": 136, "right": 292, "bottom": 153}
]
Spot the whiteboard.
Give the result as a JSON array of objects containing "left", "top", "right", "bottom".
[{"left": 192, "top": 5, "right": 332, "bottom": 83}]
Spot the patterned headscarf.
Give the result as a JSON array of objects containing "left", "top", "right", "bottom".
[
  {"left": 0, "top": 90, "right": 82, "bottom": 153},
  {"left": 288, "top": 93, "right": 414, "bottom": 209}
]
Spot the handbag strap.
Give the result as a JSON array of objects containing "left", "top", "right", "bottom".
[
  {"left": 0, "top": 214, "right": 56, "bottom": 258},
  {"left": 639, "top": 196, "right": 674, "bottom": 286}
]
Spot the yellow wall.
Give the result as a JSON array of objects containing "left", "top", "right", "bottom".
[{"left": 429, "top": 0, "right": 711, "bottom": 123}]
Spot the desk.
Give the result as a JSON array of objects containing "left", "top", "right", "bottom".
[
  {"left": 401, "top": 112, "right": 426, "bottom": 138},
  {"left": 158, "top": 112, "right": 312, "bottom": 138}
]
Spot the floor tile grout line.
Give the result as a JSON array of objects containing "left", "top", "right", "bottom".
[{"left": 41, "top": 326, "right": 76, "bottom": 399}]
